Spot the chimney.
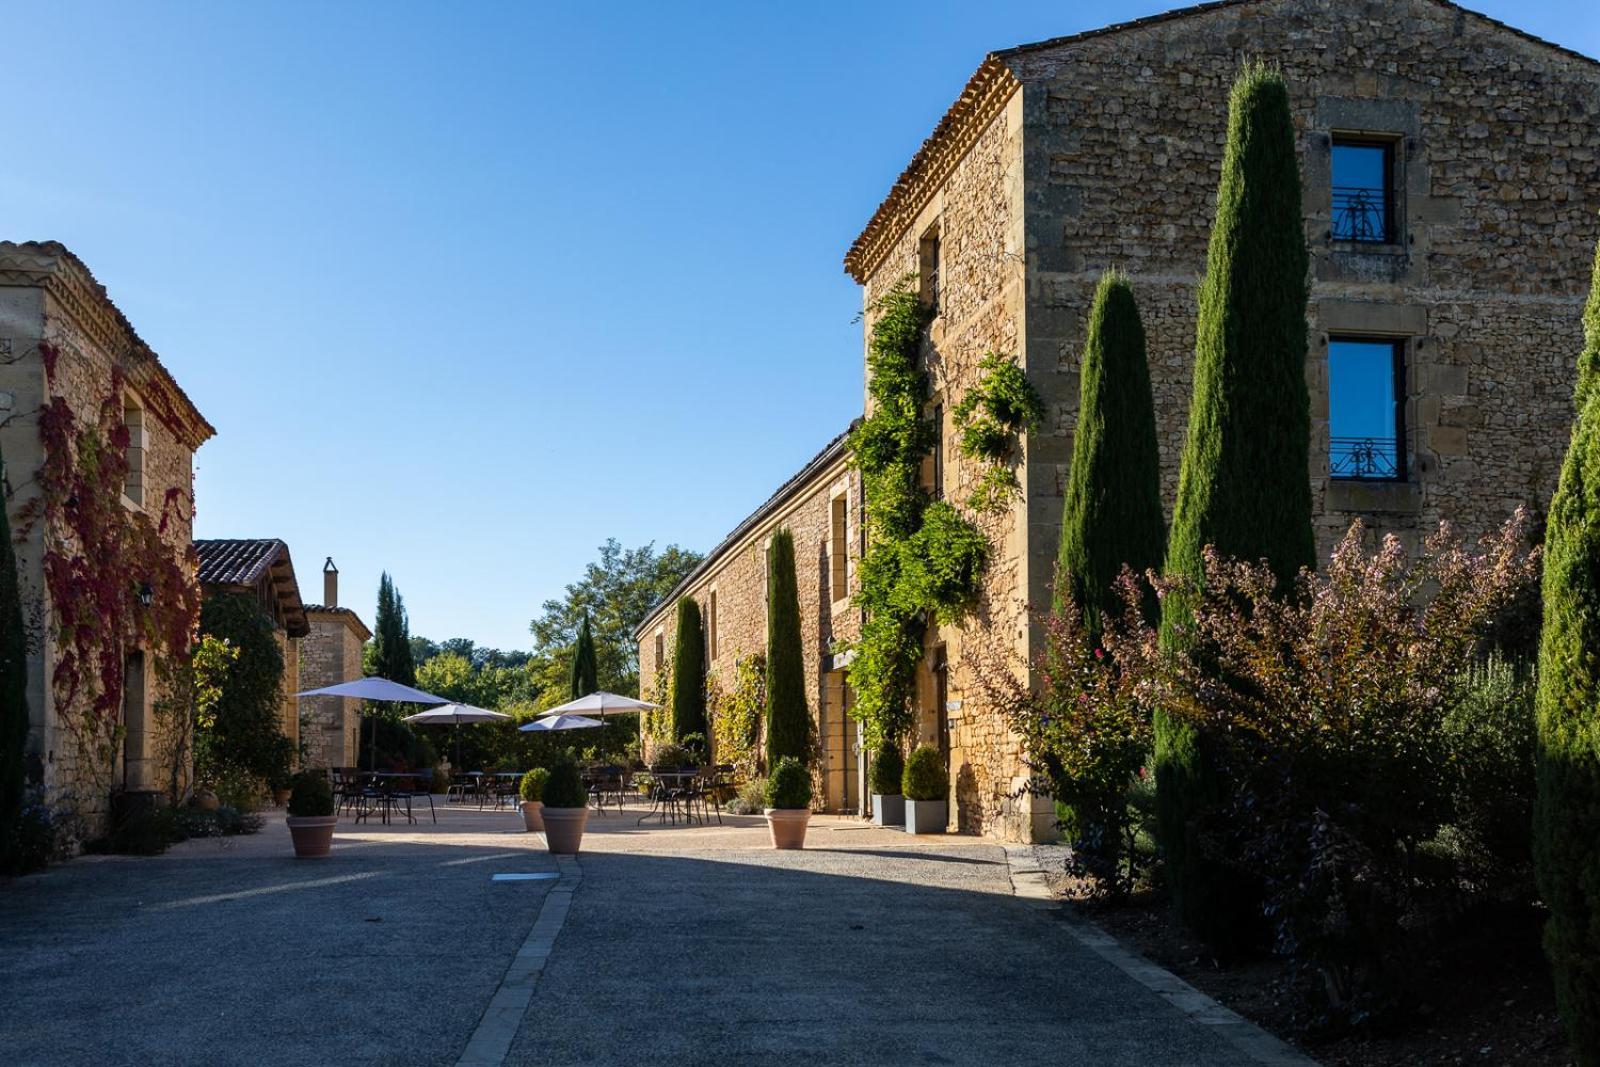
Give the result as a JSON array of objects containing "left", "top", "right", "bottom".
[{"left": 323, "top": 557, "right": 338, "bottom": 607}]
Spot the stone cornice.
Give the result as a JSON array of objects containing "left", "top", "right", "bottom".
[{"left": 0, "top": 241, "right": 216, "bottom": 451}]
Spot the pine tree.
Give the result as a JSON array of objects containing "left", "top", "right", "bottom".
[
  {"left": 371, "top": 572, "right": 416, "bottom": 686},
  {"left": 0, "top": 445, "right": 30, "bottom": 873},
  {"left": 1536, "top": 244, "right": 1600, "bottom": 1066},
  {"left": 568, "top": 614, "right": 598, "bottom": 701},
  {"left": 670, "top": 597, "right": 707, "bottom": 741},
  {"left": 1155, "top": 64, "right": 1315, "bottom": 945},
  {"left": 765, "top": 528, "right": 811, "bottom": 768},
  {"left": 1057, "top": 270, "right": 1166, "bottom": 634}
]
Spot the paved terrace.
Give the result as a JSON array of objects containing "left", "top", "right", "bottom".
[{"left": 0, "top": 802, "right": 1302, "bottom": 1066}]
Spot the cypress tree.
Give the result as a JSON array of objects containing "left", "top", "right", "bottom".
[
  {"left": 371, "top": 573, "right": 416, "bottom": 686},
  {"left": 1057, "top": 269, "right": 1166, "bottom": 634},
  {"left": 670, "top": 597, "right": 707, "bottom": 741},
  {"left": 1536, "top": 244, "right": 1600, "bottom": 1065},
  {"left": 1155, "top": 64, "right": 1315, "bottom": 944},
  {"left": 569, "top": 614, "right": 598, "bottom": 701},
  {"left": 765, "top": 528, "right": 811, "bottom": 768},
  {"left": 1577, "top": 234, "right": 1600, "bottom": 412},
  {"left": 0, "top": 446, "right": 30, "bottom": 873}
]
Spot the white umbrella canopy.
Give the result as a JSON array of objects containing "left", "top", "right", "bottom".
[
  {"left": 402, "top": 703, "right": 511, "bottom": 725},
  {"left": 519, "top": 714, "right": 605, "bottom": 732},
  {"left": 295, "top": 677, "right": 449, "bottom": 771},
  {"left": 539, "top": 691, "right": 659, "bottom": 718}
]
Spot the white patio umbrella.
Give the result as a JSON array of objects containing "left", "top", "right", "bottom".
[
  {"left": 296, "top": 677, "right": 449, "bottom": 771},
  {"left": 403, "top": 703, "right": 512, "bottom": 770},
  {"left": 538, "top": 691, "right": 659, "bottom": 718},
  {"left": 519, "top": 714, "right": 605, "bottom": 732}
]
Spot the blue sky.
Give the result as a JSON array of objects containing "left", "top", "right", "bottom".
[{"left": 6, "top": 1, "right": 1596, "bottom": 651}]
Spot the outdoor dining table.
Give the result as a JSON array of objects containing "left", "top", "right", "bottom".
[
  {"left": 455, "top": 771, "right": 523, "bottom": 810},
  {"left": 352, "top": 771, "right": 429, "bottom": 826},
  {"left": 636, "top": 769, "right": 709, "bottom": 826}
]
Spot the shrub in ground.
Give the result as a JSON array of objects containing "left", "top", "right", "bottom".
[
  {"left": 766, "top": 757, "right": 812, "bottom": 810},
  {"left": 903, "top": 745, "right": 949, "bottom": 802},
  {"left": 726, "top": 777, "right": 768, "bottom": 816}
]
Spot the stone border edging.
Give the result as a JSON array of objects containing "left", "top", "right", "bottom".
[
  {"left": 1001, "top": 845, "right": 1318, "bottom": 1067},
  {"left": 456, "top": 854, "right": 581, "bottom": 1067}
]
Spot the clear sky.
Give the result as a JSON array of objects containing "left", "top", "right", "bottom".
[{"left": 6, "top": 1, "right": 1596, "bottom": 650}]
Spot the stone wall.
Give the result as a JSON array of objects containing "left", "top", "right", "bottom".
[
  {"left": 637, "top": 445, "right": 862, "bottom": 811},
  {"left": 298, "top": 608, "right": 368, "bottom": 770}
]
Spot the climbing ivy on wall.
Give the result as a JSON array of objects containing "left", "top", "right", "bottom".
[
  {"left": 953, "top": 352, "right": 1045, "bottom": 514},
  {"left": 21, "top": 340, "right": 198, "bottom": 804},
  {"left": 846, "top": 279, "right": 1001, "bottom": 752}
]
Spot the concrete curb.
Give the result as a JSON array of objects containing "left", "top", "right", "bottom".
[
  {"left": 456, "top": 853, "right": 581, "bottom": 1067},
  {"left": 1001, "top": 845, "right": 1318, "bottom": 1067}
]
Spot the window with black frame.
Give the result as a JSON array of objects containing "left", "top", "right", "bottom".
[
  {"left": 1331, "top": 137, "right": 1395, "bottom": 243},
  {"left": 1328, "top": 337, "right": 1405, "bottom": 480}
]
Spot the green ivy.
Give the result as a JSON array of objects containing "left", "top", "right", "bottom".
[
  {"left": 952, "top": 352, "right": 1044, "bottom": 514},
  {"left": 845, "top": 279, "right": 989, "bottom": 751}
]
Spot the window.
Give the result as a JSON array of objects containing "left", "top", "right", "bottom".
[
  {"left": 654, "top": 629, "right": 665, "bottom": 672},
  {"left": 919, "top": 223, "right": 941, "bottom": 312},
  {"left": 122, "top": 398, "right": 146, "bottom": 505},
  {"left": 931, "top": 403, "right": 944, "bottom": 501},
  {"left": 1331, "top": 136, "right": 1396, "bottom": 243},
  {"left": 707, "top": 589, "right": 718, "bottom": 662},
  {"left": 829, "top": 496, "right": 848, "bottom": 602},
  {"left": 1328, "top": 337, "right": 1406, "bottom": 480}
]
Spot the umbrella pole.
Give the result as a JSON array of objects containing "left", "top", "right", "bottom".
[{"left": 369, "top": 709, "right": 377, "bottom": 773}]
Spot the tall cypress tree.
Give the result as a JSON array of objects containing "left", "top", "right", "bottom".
[
  {"left": 765, "top": 528, "right": 810, "bottom": 768},
  {"left": 1576, "top": 234, "right": 1600, "bottom": 412},
  {"left": 670, "top": 597, "right": 707, "bottom": 741},
  {"left": 569, "top": 614, "right": 598, "bottom": 701},
  {"left": 1536, "top": 245, "right": 1600, "bottom": 1066},
  {"left": 1155, "top": 64, "right": 1315, "bottom": 944},
  {"left": 0, "top": 446, "right": 30, "bottom": 873},
  {"left": 371, "top": 572, "right": 416, "bottom": 686},
  {"left": 1057, "top": 270, "right": 1166, "bottom": 634}
]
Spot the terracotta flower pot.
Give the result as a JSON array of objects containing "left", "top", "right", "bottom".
[
  {"left": 766, "top": 808, "right": 811, "bottom": 850},
  {"left": 542, "top": 807, "right": 588, "bottom": 855},
  {"left": 286, "top": 815, "right": 338, "bottom": 858},
  {"left": 195, "top": 790, "right": 220, "bottom": 812},
  {"left": 273, "top": 789, "right": 292, "bottom": 807},
  {"left": 520, "top": 800, "right": 545, "bottom": 832}
]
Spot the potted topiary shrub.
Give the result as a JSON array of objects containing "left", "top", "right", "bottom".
[
  {"left": 902, "top": 745, "right": 949, "bottom": 834},
  {"left": 540, "top": 759, "right": 589, "bottom": 855},
  {"left": 519, "top": 768, "right": 550, "bottom": 832},
  {"left": 870, "top": 745, "right": 905, "bottom": 827},
  {"left": 285, "top": 770, "right": 337, "bottom": 858},
  {"left": 765, "top": 756, "right": 813, "bottom": 849}
]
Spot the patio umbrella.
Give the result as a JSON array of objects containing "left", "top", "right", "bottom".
[
  {"left": 403, "top": 703, "right": 512, "bottom": 770},
  {"left": 519, "top": 713, "right": 605, "bottom": 732},
  {"left": 296, "top": 677, "right": 449, "bottom": 771},
  {"left": 538, "top": 691, "right": 658, "bottom": 718}
]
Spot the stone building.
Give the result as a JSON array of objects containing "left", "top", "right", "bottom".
[
  {"left": 0, "top": 241, "right": 214, "bottom": 835},
  {"left": 297, "top": 558, "right": 371, "bottom": 770},
  {"left": 640, "top": 0, "right": 1600, "bottom": 842},
  {"left": 194, "top": 538, "right": 310, "bottom": 753}
]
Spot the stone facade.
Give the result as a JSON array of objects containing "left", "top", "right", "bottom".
[
  {"left": 641, "top": 0, "right": 1600, "bottom": 842},
  {"left": 636, "top": 432, "right": 864, "bottom": 812},
  {"left": 0, "top": 242, "right": 214, "bottom": 835},
  {"left": 297, "top": 561, "right": 371, "bottom": 770}
]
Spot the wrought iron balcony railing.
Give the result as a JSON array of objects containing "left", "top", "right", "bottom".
[
  {"left": 1331, "top": 436, "right": 1402, "bottom": 480},
  {"left": 1332, "top": 185, "right": 1391, "bottom": 243}
]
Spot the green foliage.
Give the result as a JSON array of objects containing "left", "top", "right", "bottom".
[
  {"left": 846, "top": 278, "right": 989, "bottom": 749},
  {"left": 1444, "top": 655, "right": 1537, "bottom": 882},
  {"left": 197, "top": 594, "right": 292, "bottom": 789},
  {"left": 903, "top": 745, "right": 948, "bottom": 801},
  {"left": 1156, "top": 64, "right": 1315, "bottom": 946},
  {"left": 371, "top": 572, "right": 417, "bottom": 687},
  {"left": 1536, "top": 384, "right": 1600, "bottom": 1065},
  {"left": 1577, "top": 234, "right": 1600, "bottom": 412},
  {"left": 727, "top": 776, "right": 768, "bottom": 815},
  {"left": 670, "top": 598, "right": 708, "bottom": 741},
  {"left": 519, "top": 767, "right": 550, "bottom": 802},
  {"left": 710, "top": 653, "right": 764, "bottom": 779},
  {"left": 542, "top": 758, "right": 587, "bottom": 808},
  {"left": 527, "top": 540, "right": 701, "bottom": 705},
  {"left": 2, "top": 792, "right": 54, "bottom": 875},
  {"left": 765, "top": 529, "right": 812, "bottom": 767},
  {"left": 569, "top": 614, "right": 598, "bottom": 701},
  {"left": 1057, "top": 271, "right": 1166, "bottom": 636},
  {"left": 287, "top": 770, "right": 333, "bottom": 818},
  {"left": 0, "top": 444, "right": 31, "bottom": 875},
  {"left": 870, "top": 744, "right": 904, "bottom": 796},
  {"left": 766, "top": 756, "right": 812, "bottom": 810},
  {"left": 952, "top": 352, "right": 1044, "bottom": 513}
]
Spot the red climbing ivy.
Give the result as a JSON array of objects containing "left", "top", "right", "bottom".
[{"left": 25, "top": 340, "right": 198, "bottom": 798}]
